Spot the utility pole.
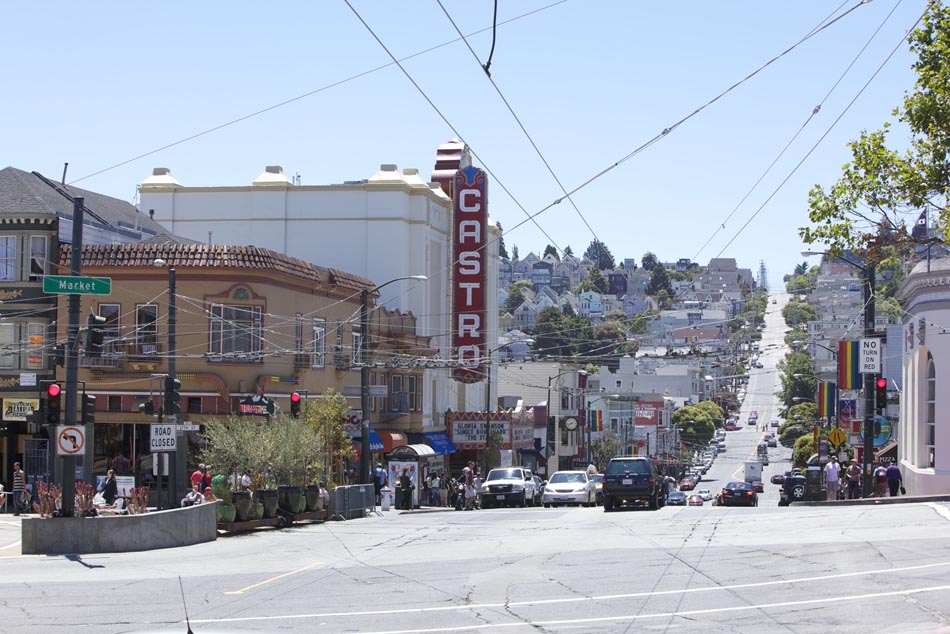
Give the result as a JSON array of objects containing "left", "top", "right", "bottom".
[
  {"left": 61, "top": 197, "right": 84, "bottom": 517},
  {"left": 862, "top": 262, "right": 876, "bottom": 497}
]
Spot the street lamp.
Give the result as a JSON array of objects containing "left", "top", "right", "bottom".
[
  {"left": 360, "top": 275, "right": 427, "bottom": 485},
  {"left": 803, "top": 250, "right": 875, "bottom": 495},
  {"left": 586, "top": 393, "right": 618, "bottom": 469},
  {"left": 153, "top": 258, "right": 180, "bottom": 501},
  {"left": 545, "top": 368, "right": 580, "bottom": 474}
]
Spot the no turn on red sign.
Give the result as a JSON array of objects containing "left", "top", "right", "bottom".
[{"left": 860, "top": 337, "right": 881, "bottom": 374}]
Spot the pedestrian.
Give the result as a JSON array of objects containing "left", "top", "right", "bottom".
[
  {"left": 191, "top": 464, "right": 206, "bottom": 490},
  {"left": 885, "top": 462, "right": 904, "bottom": 497},
  {"left": 398, "top": 469, "right": 413, "bottom": 510},
  {"left": 872, "top": 463, "right": 888, "bottom": 497},
  {"left": 463, "top": 462, "right": 477, "bottom": 510},
  {"left": 373, "top": 463, "right": 388, "bottom": 505},
  {"left": 11, "top": 462, "right": 26, "bottom": 516},
  {"left": 429, "top": 472, "right": 441, "bottom": 506},
  {"left": 180, "top": 486, "right": 205, "bottom": 507},
  {"left": 824, "top": 456, "right": 840, "bottom": 500},
  {"left": 845, "top": 460, "right": 862, "bottom": 500},
  {"left": 101, "top": 469, "right": 118, "bottom": 506}
]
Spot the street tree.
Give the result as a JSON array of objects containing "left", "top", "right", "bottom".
[
  {"left": 801, "top": 4, "right": 950, "bottom": 257},
  {"left": 497, "top": 222, "right": 509, "bottom": 259},
  {"left": 778, "top": 350, "right": 817, "bottom": 408},
  {"left": 782, "top": 301, "right": 817, "bottom": 327},
  {"left": 647, "top": 265, "right": 673, "bottom": 297},
  {"left": 533, "top": 307, "right": 570, "bottom": 358},
  {"left": 589, "top": 431, "right": 623, "bottom": 472},
  {"left": 641, "top": 252, "right": 658, "bottom": 271},
  {"left": 543, "top": 244, "right": 559, "bottom": 260}
]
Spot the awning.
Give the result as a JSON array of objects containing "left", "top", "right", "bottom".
[
  {"left": 377, "top": 431, "right": 407, "bottom": 453},
  {"left": 354, "top": 430, "right": 384, "bottom": 452},
  {"left": 423, "top": 432, "right": 457, "bottom": 455},
  {"left": 388, "top": 444, "right": 436, "bottom": 460}
]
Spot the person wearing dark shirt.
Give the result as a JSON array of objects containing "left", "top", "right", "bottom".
[
  {"left": 101, "top": 469, "right": 118, "bottom": 506},
  {"left": 885, "top": 463, "right": 904, "bottom": 497}
]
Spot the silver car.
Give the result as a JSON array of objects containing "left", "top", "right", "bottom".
[{"left": 542, "top": 470, "right": 596, "bottom": 508}]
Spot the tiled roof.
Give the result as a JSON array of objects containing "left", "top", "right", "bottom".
[{"left": 58, "top": 243, "right": 374, "bottom": 292}]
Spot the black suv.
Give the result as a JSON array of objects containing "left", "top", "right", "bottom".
[{"left": 602, "top": 457, "right": 665, "bottom": 511}]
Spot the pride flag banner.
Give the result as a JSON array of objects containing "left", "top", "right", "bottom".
[
  {"left": 817, "top": 382, "right": 836, "bottom": 419},
  {"left": 593, "top": 410, "right": 604, "bottom": 432},
  {"left": 838, "top": 340, "right": 860, "bottom": 390}
]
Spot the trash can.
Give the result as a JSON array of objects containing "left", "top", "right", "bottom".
[{"left": 381, "top": 486, "right": 391, "bottom": 511}]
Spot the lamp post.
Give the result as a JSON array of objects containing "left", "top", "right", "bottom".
[
  {"left": 545, "top": 368, "right": 578, "bottom": 474},
  {"left": 360, "top": 275, "right": 427, "bottom": 485},
  {"left": 803, "top": 250, "right": 875, "bottom": 495},
  {"left": 153, "top": 258, "right": 179, "bottom": 502},
  {"left": 586, "top": 393, "right": 618, "bottom": 470}
]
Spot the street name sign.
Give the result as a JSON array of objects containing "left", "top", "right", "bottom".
[
  {"left": 859, "top": 338, "right": 881, "bottom": 374},
  {"left": 43, "top": 275, "right": 112, "bottom": 295},
  {"left": 150, "top": 424, "right": 177, "bottom": 451}
]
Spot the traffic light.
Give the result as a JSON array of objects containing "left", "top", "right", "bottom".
[
  {"left": 165, "top": 376, "right": 181, "bottom": 414},
  {"left": 875, "top": 377, "right": 887, "bottom": 412},
  {"left": 85, "top": 314, "right": 106, "bottom": 357},
  {"left": 290, "top": 392, "right": 301, "bottom": 419},
  {"left": 46, "top": 382, "right": 61, "bottom": 425},
  {"left": 138, "top": 400, "right": 155, "bottom": 416},
  {"left": 81, "top": 393, "right": 96, "bottom": 425},
  {"left": 53, "top": 343, "right": 65, "bottom": 367}
]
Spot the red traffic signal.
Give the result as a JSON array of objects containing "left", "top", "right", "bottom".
[
  {"left": 290, "top": 392, "right": 301, "bottom": 418},
  {"left": 875, "top": 377, "right": 887, "bottom": 412},
  {"left": 47, "top": 383, "right": 61, "bottom": 398},
  {"left": 46, "top": 382, "right": 62, "bottom": 424},
  {"left": 875, "top": 377, "right": 887, "bottom": 389}
]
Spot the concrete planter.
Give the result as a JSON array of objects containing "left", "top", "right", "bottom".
[{"left": 21, "top": 502, "right": 217, "bottom": 554}]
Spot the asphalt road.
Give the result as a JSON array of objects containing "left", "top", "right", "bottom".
[{"left": 3, "top": 293, "right": 949, "bottom": 633}]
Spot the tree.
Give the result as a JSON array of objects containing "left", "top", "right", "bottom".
[
  {"left": 672, "top": 405, "right": 716, "bottom": 446},
  {"left": 793, "top": 261, "right": 810, "bottom": 276},
  {"left": 584, "top": 239, "right": 615, "bottom": 271},
  {"left": 714, "top": 391, "right": 739, "bottom": 414},
  {"left": 589, "top": 431, "right": 623, "bottom": 472},
  {"left": 778, "top": 350, "right": 816, "bottom": 408},
  {"left": 694, "top": 401, "right": 724, "bottom": 426},
  {"left": 801, "top": 4, "right": 950, "bottom": 257},
  {"left": 543, "top": 244, "right": 559, "bottom": 260},
  {"left": 641, "top": 252, "right": 658, "bottom": 271},
  {"left": 504, "top": 280, "right": 533, "bottom": 314},
  {"left": 532, "top": 307, "right": 570, "bottom": 358},
  {"left": 305, "top": 389, "right": 352, "bottom": 486},
  {"left": 497, "top": 222, "right": 509, "bottom": 260},
  {"left": 587, "top": 266, "right": 609, "bottom": 293},
  {"left": 782, "top": 301, "right": 817, "bottom": 327},
  {"left": 512, "top": 245, "right": 519, "bottom": 263},
  {"left": 564, "top": 245, "right": 574, "bottom": 257},
  {"left": 647, "top": 266, "right": 673, "bottom": 297}
]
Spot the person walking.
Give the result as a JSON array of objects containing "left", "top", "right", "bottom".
[
  {"left": 101, "top": 469, "right": 118, "bottom": 506},
  {"left": 373, "top": 463, "right": 388, "bottom": 505},
  {"left": 885, "top": 462, "right": 904, "bottom": 497},
  {"left": 845, "top": 460, "right": 862, "bottom": 500},
  {"left": 463, "top": 462, "right": 476, "bottom": 510},
  {"left": 872, "top": 463, "right": 888, "bottom": 497},
  {"left": 824, "top": 456, "right": 840, "bottom": 500},
  {"left": 398, "top": 469, "right": 413, "bottom": 510},
  {"left": 11, "top": 462, "right": 26, "bottom": 516}
]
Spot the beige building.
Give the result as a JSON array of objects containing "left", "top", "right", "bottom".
[{"left": 56, "top": 243, "right": 432, "bottom": 484}]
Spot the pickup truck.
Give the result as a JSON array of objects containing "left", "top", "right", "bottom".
[{"left": 602, "top": 457, "right": 665, "bottom": 511}]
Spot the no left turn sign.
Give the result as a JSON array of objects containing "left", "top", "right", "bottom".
[{"left": 56, "top": 425, "right": 85, "bottom": 455}]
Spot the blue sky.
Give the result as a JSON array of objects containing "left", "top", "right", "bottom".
[{"left": 2, "top": 1, "right": 928, "bottom": 289}]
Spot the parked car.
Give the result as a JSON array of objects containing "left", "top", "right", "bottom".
[
  {"left": 770, "top": 474, "right": 786, "bottom": 485},
  {"left": 602, "top": 457, "right": 666, "bottom": 511},
  {"left": 679, "top": 477, "right": 697, "bottom": 491},
  {"left": 687, "top": 494, "right": 704, "bottom": 506},
  {"left": 541, "top": 470, "right": 596, "bottom": 508},
  {"left": 666, "top": 491, "right": 687, "bottom": 506},
  {"left": 771, "top": 419, "right": 780, "bottom": 428},
  {"left": 767, "top": 437, "right": 778, "bottom": 447},
  {"left": 719, "top": 481, "right": 758, "bottom": 507},
  {"left": 480, "top": 467, "right": 537, "bottom": 508},
  {"left": 751, "top": 480, "right": 765, "bottom": 493}
]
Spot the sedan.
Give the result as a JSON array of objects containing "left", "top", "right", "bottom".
[
  {"left": 679, "top": 477, "right": 697, "bottom": 491},
  {"left": 687, "top": 494, "right": 704, "bottom": 506},
  {"left": 666, "top": 491, "right": 687, "bottom": 506},
  {"left": 771, "top": 474, "right": 786, "bottom": 485},
  {"left": 696, "top": 488, "right": 714, "bottom": 501},
  {"left": 751, "top": 480, "right": 765, "bottom": 493},
  {"left": 542, "top": 470, "right": 595, "bottom": 507},
  {"left": 719, "top": 481, "right": 758, "bottom": 507}
]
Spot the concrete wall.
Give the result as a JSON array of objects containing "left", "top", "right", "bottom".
[{"left": 21, "top": 502, "right": 217, "bottom": 555}]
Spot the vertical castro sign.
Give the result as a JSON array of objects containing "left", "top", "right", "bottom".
[{"left": 453, "top": 166, "right": 487, "bottom": 383}]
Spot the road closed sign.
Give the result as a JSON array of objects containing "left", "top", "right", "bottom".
[{"left": 150, "top": 424, "right": 177, "bottom": 452}]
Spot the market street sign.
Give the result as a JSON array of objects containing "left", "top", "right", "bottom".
[{"left": 43, "top": 275, "right": 112, "bottom": 295}]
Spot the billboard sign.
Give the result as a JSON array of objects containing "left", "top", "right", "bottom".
[{"left": 452, "top": 166, "right": 487, "bottom": 383}]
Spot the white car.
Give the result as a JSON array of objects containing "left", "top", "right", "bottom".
[
  {"left": 480, "top": 467, "right": 537, "bottom": 508},
  {"left": 542, "top": 470, "right": 596, "bottom": 508},
  {"left": 696, "top": 489, "right": 714, "bottom": 501}
]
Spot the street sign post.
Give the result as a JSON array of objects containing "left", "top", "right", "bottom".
[
  {"left": 859, "top": 338, "right": 881, "bottom": 374},
  {"left": 43, "top": 275, "right": 112, "bottom": 295}
]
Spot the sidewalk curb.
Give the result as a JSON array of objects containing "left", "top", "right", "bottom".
[{"left": 798, "top": 494, "right": 950, "bottom": 507}]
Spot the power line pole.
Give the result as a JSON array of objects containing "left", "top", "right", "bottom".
[
  {"left": 61, "top": 197, "right": 84, "bottom": 517},
  {"left": 862, "top": 262, "right": 876, "bottom": 497}
]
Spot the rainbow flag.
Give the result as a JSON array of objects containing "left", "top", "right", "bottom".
[
  {"left": 817, "top": 381, "right": 836, "bottom": 419},
  {"left": 838, "top": 340, "right": 860, "bottom": 390},
  {"left": 592, "top": 410, "right": 603, "bottom": 432}
]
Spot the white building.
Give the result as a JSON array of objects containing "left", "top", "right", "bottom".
[
  {"left": 138, "top": 144, "right": 500, "bottom": 432},
  {"left": 897, "top": 258, "right": 950, "bottom": 495}
]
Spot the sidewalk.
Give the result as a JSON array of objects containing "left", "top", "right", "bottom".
[{"left": 799, "top": 493, "right": 950, "bottom": 507}]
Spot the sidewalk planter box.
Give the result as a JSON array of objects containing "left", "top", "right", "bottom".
[
  {"left": 257, "top": 489, "right": 278, "bottom": 518},
  {"left": 21, "top": 503, "right": 217, "bottom": 554},
  {"left": 278, "top": 485, "right": 302, "bottom": 513}
]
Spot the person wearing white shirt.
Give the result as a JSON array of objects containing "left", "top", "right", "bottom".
[{"left": 824, "top": 456, "right": 841, "bottom": 500}]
